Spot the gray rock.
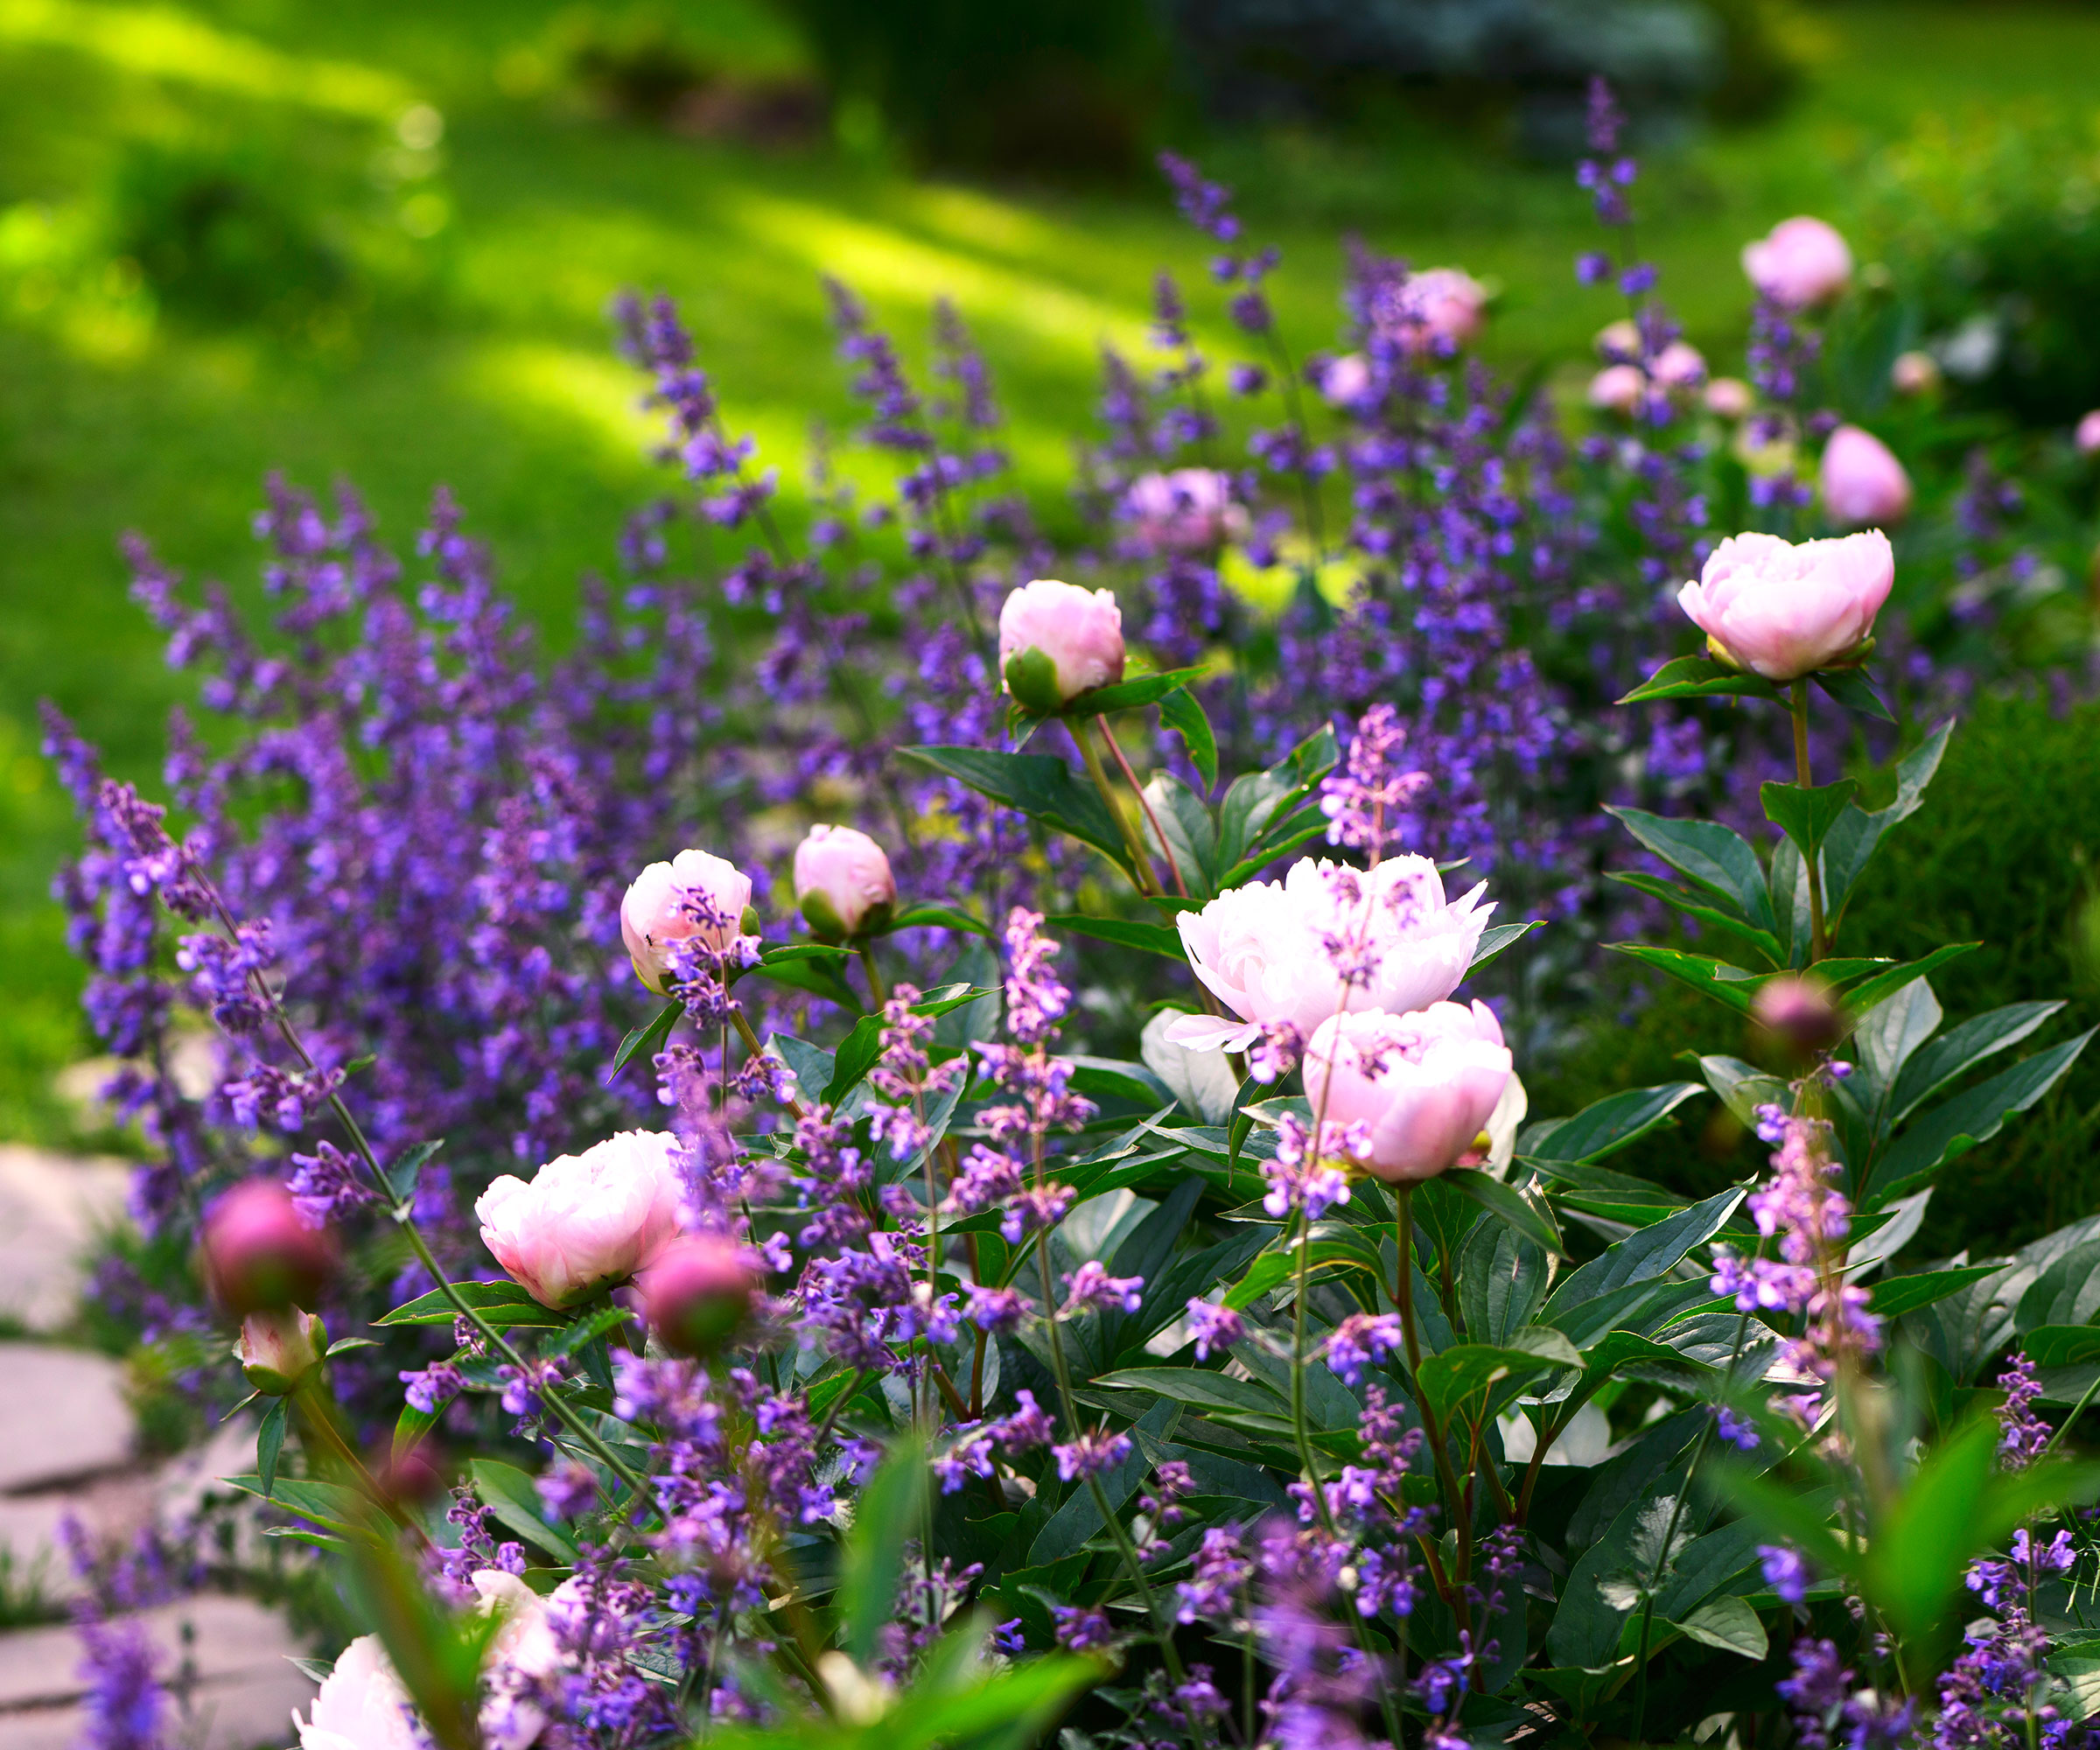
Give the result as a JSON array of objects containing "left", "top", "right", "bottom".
[
  {"left": 0, "top": 1346, "right": 135, "bottom": 1494},
  {"left": 0, "top": 1148, "right": 133, "bottom": 1333}
]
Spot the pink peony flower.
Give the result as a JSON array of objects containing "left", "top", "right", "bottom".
[
  {"left": 472, "top": 1569, "right": 564, "bottom": 1750},
  {"left": 1741, "top": 216, "right": 1852, "bottom": 309},
  {"left": 1704, "top": 377, "right": 1754, "bottom": 420},
  {"left": 475, "top": 1130, "right": 687, "bottom": 1308},
  {"left": 1302, "top": 1002, "right": 1514, "bottom": 1183},
  {"left": 1166, "top": 857, "right": 1492, "bottom": 1053},
  {"left": 620, "top": 849, "right": 752, "bottom": 996},
  {"left": 1378, "top": 267, "right": 1487, "bottom": 355},
  {"left": 794, "top": 824, "right": 895, "bottom": 939},
  {"left": 1595, "top": 318, "right": 1641, "bottom": 361},
  {"left": 1890, "top": 351, "right": 1941, "bottom": 396},
  {"left": 1678, "top": 529, "right": 1894, "bottom": 682},
  {"left": 1588, "top": 364, "right": 1645, "bottom": 414},
  {"left": 1319, "top": 352, "right": 1373, "bottom": 408},
  {"left": 1820, "top": 425, "right": 1913, "bottom": 527},
  {"left": 294, "top": 1635, "right": 420, "bottom": 1750},
  {"left": 998, "top": 578, "right": 1125, "bottom": 710},
  {"left": 2076, "top": 410, "right": 2100, "bottom": 455},
  {"left": 1124, "top": 468, "right": 1242, "bottom": 556}
]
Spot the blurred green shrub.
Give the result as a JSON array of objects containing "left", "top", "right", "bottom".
[
  {"left": 1866, "top": 113, "right": 2100, "bottom": 430},
  {"left": 108, "top": 140, "right": 352, "bottom": 326},
  {"left": 776, "top": 0, "right": 1167, "bottom": 177},
  {"left": 550, "top": 4, "right": 715, "bottom": 124},
  {"left": 1534, "top": 692, "right": 2100, "bottom": 1261}
]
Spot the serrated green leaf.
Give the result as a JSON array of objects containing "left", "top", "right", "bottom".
[{"left": 385, "top": 1138, "right": 445, "bottom": 1204}]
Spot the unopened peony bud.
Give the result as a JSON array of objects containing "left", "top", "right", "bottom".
[
  {"left": 1318, "top": 352, "right": 1372, "bottom": 408},
  {"left": 1653, "top": 341, "right": 1706, "bottom": 389},
  {"left": 202, "top": 1180, "right": 334, "bottom": 1315},
  {"left": 2076, "top": 410, "right": 2100, "bottom": 456},
  {"left": 1890, "top": 351, "right": 1941, "bottom": 396},
  {"left": 998, "top": 579, "right": 1124, "bottom": 712},
  {"left": 1588, "top": 364, "right": 1645, "bottom": 415},
  {"left": 640, "top": 1234, "right": 757, "bottom": 1358},
  {"left": 1753, "top": 974, "right": 1844, "bottom": 1057},
  {"left": 794, "top": 825, "right": 895, "bottom": 940},
  {"left": 1704, "top": 377, "right": 1754, "bottom": 420},
  {"left": 1379, "top": 266, "right": 1487, "bottom": 354},
  {"left": 620, "top": 849, "right": 753, "bottom": 996},
  {"left": 236, "top": 1306, "right": 326, "bottom": 1395},
  {"left": 1820, "top": 425, "right": 1912, "bottom": 527},
  {"left": 1742, "top": 216, "right": 1852, "bottom": 310},
  {"left": 1679, "top": 529, "right": 1893, "bottom": 682}
]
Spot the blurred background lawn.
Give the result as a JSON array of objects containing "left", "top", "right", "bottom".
[{"left": 4, "top": 0, "right": 2100, "bottom": 1147}]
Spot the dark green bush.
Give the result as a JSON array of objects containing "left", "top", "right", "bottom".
[
  {"left": 108, "top": 140, "right": 352, "bottom": 326},
  {"left": 1866, "top": 114, "right": 2100, "bottom": 430},
  {"left": 1536, "top": 691, "right": 2100, "bottom": 1260},
  {"left": 775, "top": 0, "right": 1168, "bottom": 177}
]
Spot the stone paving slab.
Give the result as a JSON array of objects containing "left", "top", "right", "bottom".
[
  {"left": 0, "top": 1346, "right": 135, "bottom": 1495},
  {"left": 0, "top": 1148, "right": 132, "bottom": 1334},
  {"left": 0, "top": 1593, "right": 314, "bottom": 1750}
]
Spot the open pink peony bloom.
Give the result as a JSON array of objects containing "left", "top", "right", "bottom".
[
  {"left": 1302, "top": 1002, "right": 1514, "bottom": 1183},
  {"left": 1378, "top": 267, "right": 1487, "bottom": 354},
  {"left": 1742, "top": 216, "right": 1852, "bottom": 310},
  {"left": 294, "top": 1635, "right": 420, "bottom": 1750},
  {"left": 620, "top": 849, "right": 752, "bottom": 996},
  {"left": 1678, "top": 529, "right": 1894, "bottom": 682},
  {"left": 1820, "top": 425, "right": 1912, "bottom": 527},
  {"left": 794, "top": 824, "right": 895, "bottom": 939},
  {"left": 472, "top": 1569, "right": 564, "bottom": 1750},
  {"left": 998, "top": 578, "right": 1125, "bottom": 710},
  {"left": 2076, "top": 410, "right": 2100, "bottom": 456},
  {"left": 1653, "top": 341, "right": 1706, "bottom": 388},
  {"left": 1124, "top": 468, "right": 1242, "bottom": 556},
  {"left": 1166, "top": 857, "right": 1492, "bottom": 1054},
  {"left": 476, "top": 1130, "right": 686, "bottom": 1308}
]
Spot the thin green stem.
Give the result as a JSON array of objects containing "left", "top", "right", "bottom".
[
  {"left": 1100, "top": 721, "right": 1189, "bottom": 899},
  {"left": 1792, "top": 680, "right": 1829, "bottom": 962},
  {"left": 1070, "top": 718, "right": 1161, "bottom": 895},
  {"left": 1031, "top": 1234, "right": 1192, "bottom": 1706},
  {"left": 1396, "top": 1186, "right": 1472, "bottom": 1592}
]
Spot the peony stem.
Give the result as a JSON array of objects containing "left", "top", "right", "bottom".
[
  {"left": 1396, "top": 1186, "right": 1472, "bottom": 1589},
  {"left": 1100, "top": 719, "right": 1189, "bottom": 899},
  {"left": 1791, "top": 680, "right": 1829, "bottom": 962},
  {"left": 1070, "top": 718, "right": 1162, "bottom": 896}
]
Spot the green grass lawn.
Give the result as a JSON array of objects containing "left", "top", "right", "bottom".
[{"left": 4, "top": 0, "right": 2100, "bottom": 1142}]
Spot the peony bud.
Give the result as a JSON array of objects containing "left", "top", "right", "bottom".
[
  {"left": 794, "top": 825, "right": 896, "bottom": 940},
  {"left": 476, "top": 1130, "right": 686, "bottom": 1309},
  {"left": 1678, "top": 529, "right": 1893, "bottom": 683},
  {"left": 1704, "top": 377, "right": 1754, "bottom": 420},
  {"left": 998, "top": 578, "right": 1124, "bottom": 712},
  {"left": 620, "top": 849, "right": 753, "bottom": 996},
  {"left": 1595, "top": 318, "right": 1641, "bottom": 361},
  {"left": 1890, "top": 351, "right": 1941, "bottom": 397},
  {"left": 235, "top": 1306, "right": 327, "bottom": 1396},
  {"left": 1741, "top": 216, "right": 1852, "bottom": 310},
  {"left": 201, "top": 1180, "right": 334, "bottom": 1316},
  {"left": 1379, "top": 266, "right": 1487, "bottom": 355},
  {"left": 1124, "top": 469, "right": 1242, "bottom": 556},
  {"left": 1318, "top": 352, "right": 1372, "bottom": 408},
  {"left": 1588, "top": 364, "right": 1645, "bottom": 415},
  {"left": 1654, "top": 342, "right": 1707, "bottom": 390},
  {"left": 640, "top": 1233, "right": 757, "bottom": 1358},
  {"left": 2076, "top": 410, "right": 2100, "bottom": 456},
  {"left": 1753, "top": 974, "right": 1844, "bottom": 1058},
  {"left": 1820, "top": 425, "right": 1912, "bottom": 527}
]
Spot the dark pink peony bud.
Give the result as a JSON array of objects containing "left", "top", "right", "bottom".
[
  {"left": 640, "top": 1234, "right": 756, "bottom": 1359},
  {"left": 201, "top": 1180, "right": 334, "bottom": 1315},
  {"left": 1753, "top": 974, "right": 1844, "bottom": 1057}
]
